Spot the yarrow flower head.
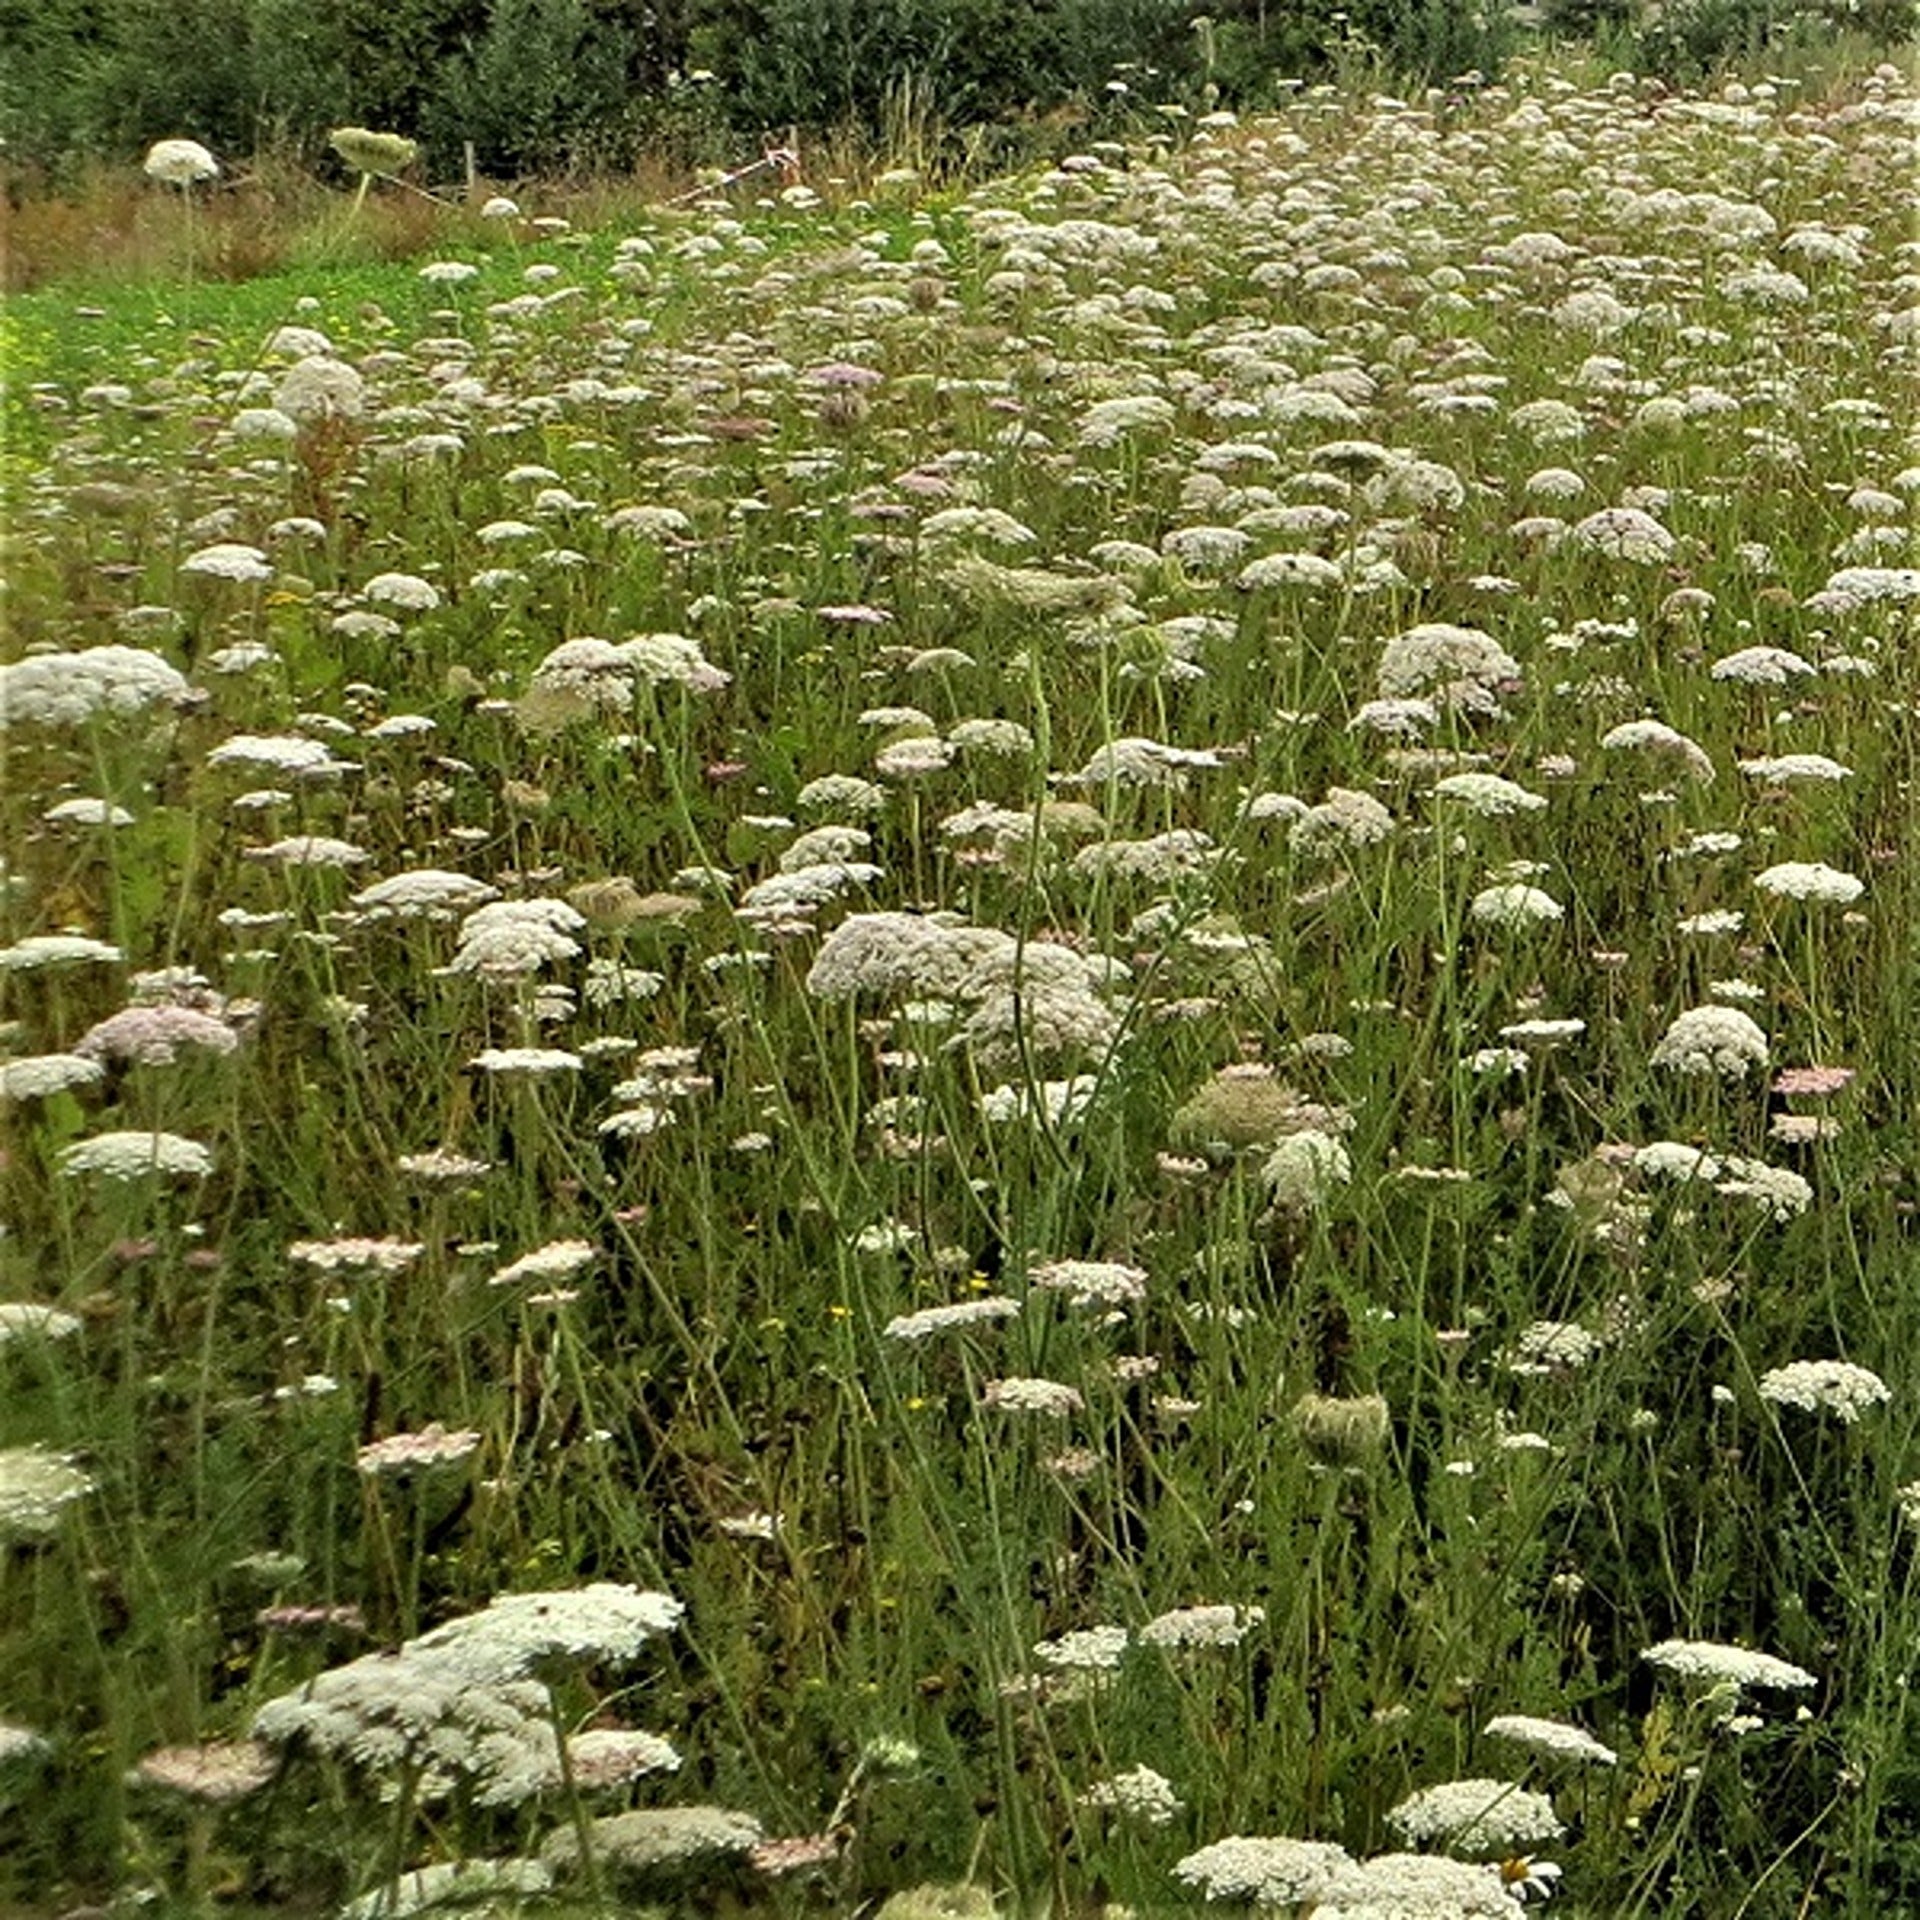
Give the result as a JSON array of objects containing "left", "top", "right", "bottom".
[{"left": 1470, "top": 884, "right": 1563, "bottom": 930}]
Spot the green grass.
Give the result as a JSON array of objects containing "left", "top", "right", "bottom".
[{"left": 1, "top": 49, "right": 1916, "bottom": 1920}]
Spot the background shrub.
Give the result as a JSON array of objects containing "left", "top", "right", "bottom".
[{"left": 0, "top": 0, "right": 1910, "bottom": 177}]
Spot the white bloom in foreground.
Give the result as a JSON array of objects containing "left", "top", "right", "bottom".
[
  {"left": 0, "top": 1447, "right": 96, "bottom": 1540},
  {"left": 1757, "top": 1360, "right": 1890, "bottom": 1423},
  {"left": 1738, "top": 754, "right": 1850, "bottom": 785},
  {"left": 1082, "top": 1764, "right": 1182, "bottom": 1825},
  {"left": 1261, "top": 1129, "right": 1351, "bottom": 1209},
  {"left": 1650, "top": 1005, "right": 1769, "bottom": 1080},
  {"left": 565, "top": 1727, "right": 681, "bottom": 1788},
  {"left": 1713, "top": 1156, "right": 1812, "bottom": 1221},
  {"left": 441, "top": 898, "right": 583, "bottom": 975},
  {"left": 1711, "top": 645, "right": 1814, "bottom": 686},
  {"left": 144, "top": 138, "right": 219, "bottom": 184},
  {"left": 0, "top": 935, "right": 124, "bottom": 971},
  {"left": 1642, "top": 1639, "right": 1816, "bottom": 1693},
  {"left": 254, "top": 1654, "right": 558, "bottom": 1805},
  {"left": 0, "top": 1722, "right": 50, "bottom": 1764},
  {"left": 182, "top": 542, "right": 273, "bottom": 584},
  {"left": 406, "top": 1583, "right": 684, "bottom": 1684},
  {"left": 1387, "top": 1778, "right": 1564, "bottom": 1854},
  {"left": 0, "top": 646, "right": 189, "bottom": 729},
  {"left": 1029, "top": 1259, "right": 1147, "bottom": 1308},
  {"left": 1483, "top": 1713, "right": 1617, "bottom": 1766},
  {"left": 489, "top": 1241, "right": 597, "bottom": 1288},
  {"left": 207, "top": 734, "right": 347, "bottom": 776},
  {"left": 1172, "top": 1835, "right": 1352, "bottom": 1904},
  {"left": 274, "top": 354, "right": 365, "bottom": 423},
  {"left": 351, "top": 868, "right": 500, "bottom": 919},
  {"left": 1753, "top": 862, "right": 1864, "bottom": 906},
  {"left": 59, "top": 1131, "right": 213, "bottom": 1180}
]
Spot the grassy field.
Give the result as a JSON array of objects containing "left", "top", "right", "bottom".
[{"left": 1, "top": 51, "right": 1916, "bottom": 1920}]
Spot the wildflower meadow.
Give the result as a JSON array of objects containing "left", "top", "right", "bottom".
[{"left": 1, "top": 50, "right": 1917, "bottom": 1920}]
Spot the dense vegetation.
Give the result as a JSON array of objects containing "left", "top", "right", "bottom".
[
  {"left": 2, "top": 42, "right": 1917, "bottom": 1920},
  {"left": 3, "top": 0, "right": 1914, "bottom": 179}
]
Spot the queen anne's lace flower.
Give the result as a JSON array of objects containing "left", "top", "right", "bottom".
[
  {"left": 1262, "top": 1129, "right": 1351, "bottom": 1208},
  {"left": 1081, "top": 1764, "right": 1182, "bottom": 1824},
  {"left": 1753, "top": 862, "right": 1864, "bottom": 905},
  {"left": 1650, "top": 1006, "right": 1769, "bottom": 1080},
  {"left": 1757, "top": 1360, "right": 1890, "bottom": 1422},
  {"left": 1483, "top": 1714, "right": 1616, "bottom": 1766},
  {"left": 1172, "top": 1836, "right": 1353, "bottom": 1904},
  {"left": 0, "top": 646, "right": 189, "bottom": 729},
  {"left": 1386, "top": 1778, "right": 1565, "bottom": 1854},
  {"left": 59, "top": 1131, "right": 212, "bottom": 1179},
  {"left": 0, "top": 1447, "right": 96, "bottom": 1541},
  {"left": 1642, "top": 1638, "right": 1816, "bottom": 1692}
]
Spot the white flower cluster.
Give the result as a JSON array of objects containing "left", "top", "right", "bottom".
[
  {"left": 58, "top": 1130, "right": 213, "bottom": 1180},
  {"left": 1650, "top": 1005, "right": 1769, "bottom": 1080},
  {"left": 1261, "top": 1129, "right": 1352, "bottom": 1209},
  {"left": 1752, "top": 861, "right": 1864, "bottom": 905},
  {"left": 1385, "top": 1777, "right": 1565, "bottom": 1854},
  {"left": 1483, "top": 1713, "right": 1617, "bottom": 1766},
  {"left": 0, "top": 1053, "right": 106, "bottom": 1100},
  {"left": 1028, "top": 1259, "right": 1147, "bottom": 1308},
  {"left": 1140, "top": 1603, "right": 1265, "bottom": 1650},
  {"left": 0, "top": 1446, "right": 97, "bottom": 1543},
  {"left": 1080, "top": 1764, "right": 1182, "bottom": 1824},
  {"left": 1756, "top": 1359, "right": 1891, "bottom": 1423},
  {"left": 1034, "top": 1625, "right": 1130, "bottom": 1672},
  {"left": 0, "top": 646, "right": 189, "bottom": 730},
  {"left": 1172, "top": 1835, "right": 1353, "bottom": 1904},
  {"left": 1377, "top": 622, "right": 1520, "bottom": 713},
  {"left": 254, "top": 1584, "right": 683, "bottom": 1803},
  {"left": 1641, "top": 1638, "right": 1817, "bottom": 1693},
  {"left": 439, "top": 898, "right": 584, "bottom": 976},
  {"left": 351, "top": 868, "right": 501, "bottom": 920},
  {"left": 883, "top": 1297, "right": 1023, "bottom": 1343}
]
